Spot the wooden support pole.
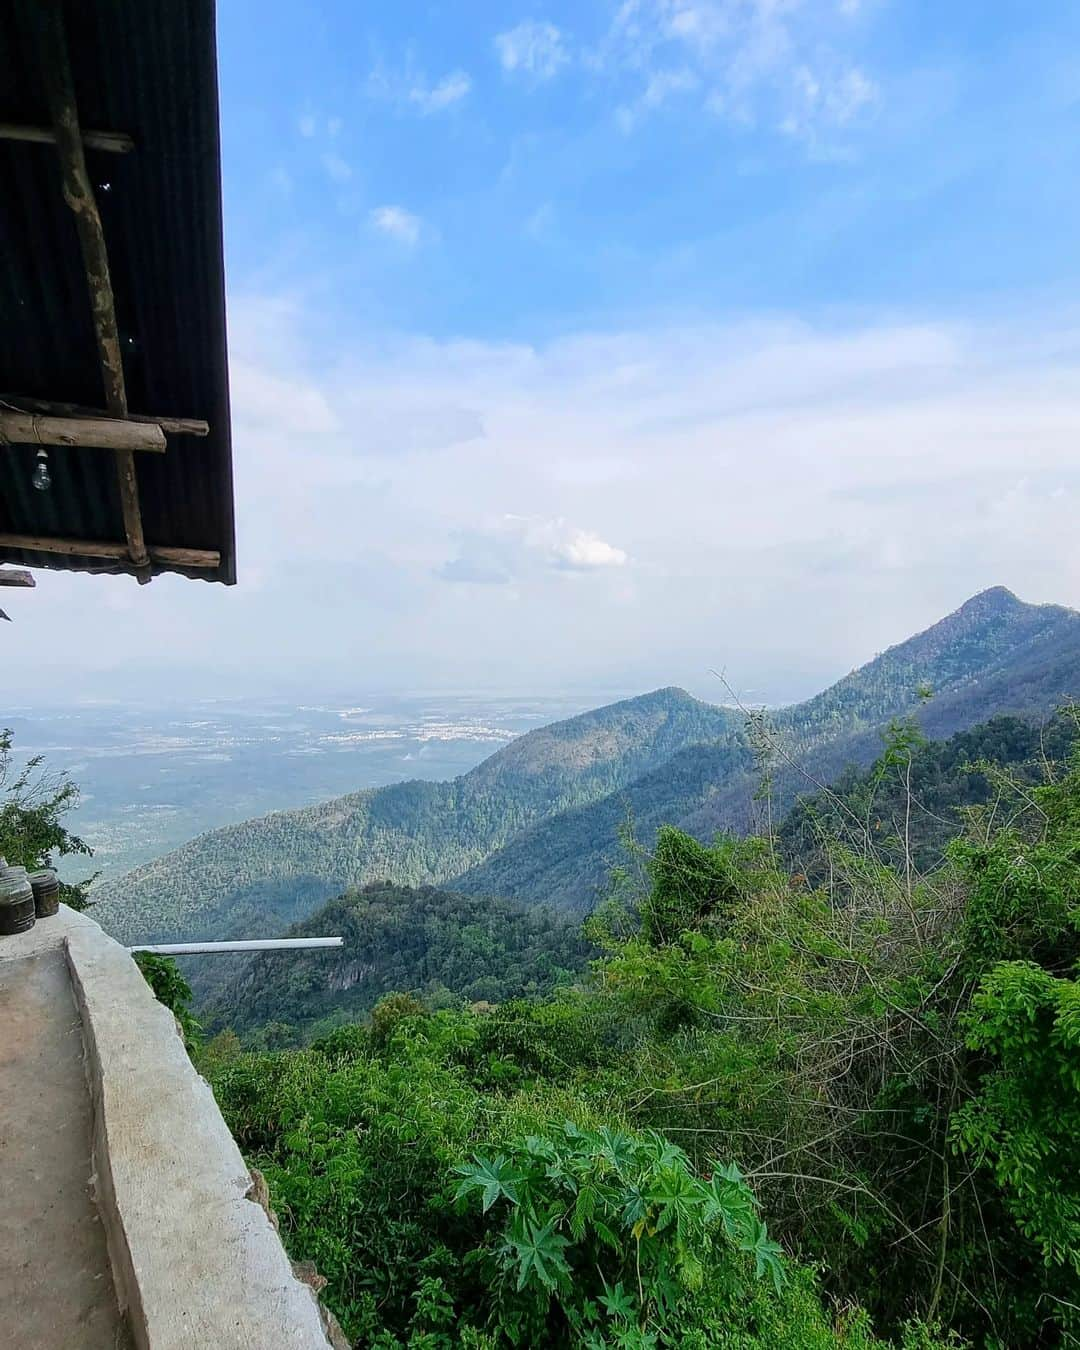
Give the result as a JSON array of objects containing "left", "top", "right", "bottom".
[
  {"left": 0, "top": 412, "right": 166, "bottom": 452},
  {"left": 1, "top": 397, "right": 208, "bottom": 438},
  {"left": 0, "top": 122, "right": 133, "bottom": 154},
  {"left": 0, "top": 569, "right": 36, "bottom": 588},
  {"left": 0, "top": 534, "right": 220, "bottom": 569},
  {"left": 27, "top": 0, "right": 152, "bottom": 581}
]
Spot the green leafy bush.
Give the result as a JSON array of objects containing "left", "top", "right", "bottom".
[
  {"left": 0, "top": 728, "right": 95, "bottom": 909},
  {"left": 133, "top": 952, "right": 202, "bottom": 1051}
]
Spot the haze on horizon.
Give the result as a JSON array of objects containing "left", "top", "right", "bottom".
[{"left": 7, "top": 1, "right": 1080, "bottom": 706}]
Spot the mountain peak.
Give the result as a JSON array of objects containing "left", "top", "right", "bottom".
[
  {"left": 956, "top": 586, "right": 1023, "bottom": 617},
  {"left": 628, "top": 686, "right": 699, "bottom": 708}
]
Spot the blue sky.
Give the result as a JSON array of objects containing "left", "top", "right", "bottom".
[
  {"left": 217, "top": 0, "right": 1080, "bottom": 336},
  {"left": 16, "top": 1, "right": 1080, "bottom": 702}
]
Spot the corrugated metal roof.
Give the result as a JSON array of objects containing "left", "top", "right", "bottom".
[{"left": 0, "top": 0, "right": 235, "bottom": 584}]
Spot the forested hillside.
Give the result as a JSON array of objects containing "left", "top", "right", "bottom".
[
  {"left": 95, "top": 588, "right": 1080, "bottom": 945},
  {"left": 778, "top": 710, "right": 1079, "bottom": 878},
  {"left": 205, "top": 882, "right": 593, "bottom": 1040},
  {"left": 456, "top": 589, "right": 1080, "bottom": 908},
  {"left": 191, "top": 722, "right": 1080, "bottom": 1348},
  {"left": 92, "top": 687, "right": 735, "bottom": 944},
  {"left": 210, "top": 707, "right": 1079, "bottom": 1041}
]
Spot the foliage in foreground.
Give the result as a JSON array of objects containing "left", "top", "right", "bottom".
[
  {"left": 206, "top": 1008, "right": 928, "bottom": 1348},
  {"left": 0, "top": 728, "right": 95, "bottom": 908},
  {"left": 145, "top": 710, "right": 1078, "bottom": 1346},
  {"left": 133, "top": 952, "right": 203, "bottom": 1051}
]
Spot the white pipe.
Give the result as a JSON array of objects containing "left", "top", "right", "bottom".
[{"left": 127, "top": 937, "right": 344, "bottom": 955}]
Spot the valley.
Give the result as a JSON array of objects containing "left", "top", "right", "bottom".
[
  {"left": 91, "top": 587, "right": 1080, "bottom": 953},
  {"left": 7, "top": 693, "right": 598, "bottom": 883}
]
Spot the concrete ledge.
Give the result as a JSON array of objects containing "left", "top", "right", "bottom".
[{"left": 2, "top": 909, "right": 332, "bottom": 1349}]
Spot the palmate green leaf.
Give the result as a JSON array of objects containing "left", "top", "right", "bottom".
[
  {"left": 714, "top": 1160, "right": 745, "bottom": 1187},
  {"left": 677, "top": 1248, "right": 705, "bottom": 1291},
  {"left": 737, "top": 1216, "right": 787, "bottom": 1295},
  {"left": 505, "top": 1217, "right": 571, "bottom": 1293},
  {"left": 453, "top": 1153, "right": 524, "bottom": 1214},
  {"left": 645, "top": 1165, "right": 704, "bottom": 1237},
  {"left": 598, "top": 1280, "right": 637, "bottom": 1322},
  {"left": 591, "top": 1218, "right": 621, "bottom": 1250},
  {"left": 620, "top": 1184, "right": 648, "bottom": 1229},
  {"left": 523, "top": 1134, "right": 559, "bottom": 1165}
]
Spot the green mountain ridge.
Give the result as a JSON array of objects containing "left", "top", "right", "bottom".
[
  {"left": 92, "top": 685, "right": 734, "bottom": 944},
  {"left": 93, "top": 587, "right": 1080, "bottom": 946},
  {"left": 454, "top": 588, "right": 1080, "bottom": 908},
  {"left": 210, "top": 706, "right": 1080, "bottom": 1041}
]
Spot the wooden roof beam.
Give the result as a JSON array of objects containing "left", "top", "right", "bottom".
[
  {"left": 27, "top": 0, "right": 152, "bottom": 582},
  {"left": 0, "top": 411, "right": 166, "bottom": 452},
  {"left": 0, "top": 569, "right": 36, "bottom": 588},
  {"left": 2, "top": 396, "right": 208, "bottom": 438},
  {"left": 0, "top": 122, "right": 133, "bottom": 154},
  {"left": 0, "top": 533, "right": 220, "bottom": 569}
]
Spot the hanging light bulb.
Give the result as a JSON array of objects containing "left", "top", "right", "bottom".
[{"left": 32, "top": 449, "right": 51, "bottom": 492}]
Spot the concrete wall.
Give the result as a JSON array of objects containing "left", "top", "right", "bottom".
[{"left": 5, "top": 908, "right": 333, "bottom": 1349}]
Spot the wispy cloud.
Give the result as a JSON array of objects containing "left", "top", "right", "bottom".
[
  {"left": 321, "top": 151, "right": 353, "bottom": 184},
  {"left": 439, "top": 516, "right": 628, "bottom": 584},
  {"left": 367, "top": 60, "right": 472, "bottom": 114},
  {"left": 370, "top": 204, "right": 422, "bottom": 245},
  {"left": 495, "top": 20, "right": 569, "bottom": 81},
  {"left": 33, "top": 294, "right": 1080, "bottom": 695},
  {"left": 593, "top": 0, "right": 880, "bottom": 150},
  {"left": 617, "top": 66, "right": 700, "bottom": 130},
  {"left": 779, "top": 63, "right": 877, "bottom": 148},
  {"left": 268, "top": 166, "right": 293, "bottom": 194},
  {"left": 410, "top": 69, "right": 472, "bottom": 112}
]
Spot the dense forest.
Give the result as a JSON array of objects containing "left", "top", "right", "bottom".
[
  {"left": 207, "top": 709, "right": 1080, "bottom": 1042},
  {"left": 205, "top": 882, "right": 594, "bottom": 1041},
  {"left": 91, "top": 588, "right": 1080, "bottom": 949},
  {"left": 182, "top": 712, "right": 1080, "bottom": 1347},
  {"left": 778, "top": 710, "right": 1080, "bottom": 877}
]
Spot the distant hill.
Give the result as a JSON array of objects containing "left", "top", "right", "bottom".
[
  {"left": 204, "top": 882, "right": 593, "bottom": 1040},
  {"left": 93, "top": 587, "right": 1080, "bottom": 945},
  {"left": 455, "top": 589, "right": 1080, "bottom": 908},
  {"left": 92, "top": 687, "right": 735, "bottom": 944},
  {"left": 210, "top": 707, "right": 1080, "bottom": 1041}
]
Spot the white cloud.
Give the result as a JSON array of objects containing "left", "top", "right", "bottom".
[
  {"left": 643, "top": 67, "right": 700, "bottom": 107},
  {"left": 410, "top": 69, "right": 472, "bottom": 112},
  {"left": 551, "top": 526, "right": 629, "bottom": 570},
  {"left": 524, "top": 201, "right": 556, "bottom": 241},
  {"left": 367, "top": 61, "right": 472, "bottom": 114},
  {"left": 298, "top": 113, "right": 317, "bottom": 138},
  {"left": 495, "top": 21, "right": 569, "bottom": 81},
  {"left": 320, "top": 151, "right": 352, "bottom": 183},
  {"left": 439, "top": 516, "right": 629, "bottom": 584},
  {"left": 594, "top": 0, "right": 880, "bottom": 148},
  {"left": 778, "top": 63, "right": 877, "bottom": 153},
  {"left": 19, "top": 298, "right": 1080, "bottom": 698},
  {"left": 369, "top": 205, "right": 422, "bottom": 245},
  {"left": 618, "top": 66, "right": 700, "bottom": 130}
]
